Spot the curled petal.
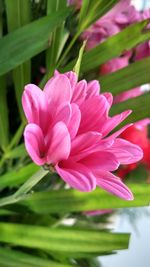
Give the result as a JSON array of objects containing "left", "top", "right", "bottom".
[
  {"left": 65, "top": 71, "right": 78, "bottom": 89},
  {"left": 55, "top": 102, "right": 72, "bottom": 126},
  {"left": 86, "top": 80, "right": 100, "bottom": 99},
  {"left": 24, "top": 124, "right": 47, "bottom": 165},
  {"left": 56, "top": 160, "right": 96, "bottom": 192},
  {"left": 67, "top": 104, "right": 81, "bottom": 139},
  {"left": 22, "top": 84, "right": 50, "bottom": 133},
  {"left": 108, "top": 138, "right": 143, "bottom": 164},
  {"left": 72, "top": 80, "right": 87, "bottom": 106},
  {"left": 44, "top": 74, "right": 72, "bottom": 112},
  {"left": 47, "top": 122, "right": 71, "bottom": 164},
  {"left": 95, "top": 171, "right": 134, "bottom": 200}
]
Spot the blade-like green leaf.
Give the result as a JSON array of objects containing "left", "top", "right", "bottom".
[
  {"left": 0, "top": 0, "right": 9, "bottom": 149},
  {"left": 21, "top": 184, "right": 150, "bottom": 214},
  {"left": 0, "top": 247, "right": 73, "bottom": 267},
  {"left": 78, "top": 0, "right": 118, "bottom": 32},
  {"left": 0, "top": 223, "right": 130, "bottom": 255},
  {"left": 100, "top": 56, "right": 150, "bottom": 94},
  {"left": 5, "top": 0, "right": 31, "bottom": 118},
  {"left": 63, "top": 20, "right": 150, "bottom": 73},
  {"left": 5, "top": 143, "right": 27, "bottom": 159},
  {"left": 0, "top": 76, "right": 9, "bottom": 150},
  {"left": 0, "top": 163, "right": 39, "bottom": 189},
  {"left": 110, "top": 93, "right": 150, "bottom": 123},
  {"left": 0, "top": 7, "right": 71, "bottom": 76}
]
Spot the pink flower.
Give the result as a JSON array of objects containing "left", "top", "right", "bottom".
[
  {"left": 100, "top": 55, "right": 129, "bottom": 75},
  {"left": 117, "top": 119, "right": 150, "bottom": 179},
  {"left": 81, "top": 0, "right": 139, "bottom": 50},
  {"left": 113, "top": 87, "right": 142, "bottom": 104},
  {"left": 22, "top": 71, "right": 143, "bottom": 200}
]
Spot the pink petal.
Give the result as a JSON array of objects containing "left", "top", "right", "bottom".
[
  {"left": 108, "top": 138, "right": 143, "bottom": 164},
  {"left": 102, "top": 92, "right": 113, "bottom": 107},
  {"left": 78, "top": 95, "right": 109, "bottom": 134},
  {"left": 95, "top": 171, "right": 134, "bottom": 200},
  {"left": 22, "top": 84, "right": 50, "bottom": 133},
  {"left": 56, "top": 160, "right": 96, "bottom": 192},
  {"left": 71, "top": 80, "right": 87, "bottom": 106},
  {"left": 107, "top": 123, "right": 133, "bottom": 139},
  {"left": 71, "top": 131, "right": 102, "bottom": 160},
  {"left": 65, "top": 71, "right": 78, "bottom": 89},
  {"left": 80, "top": 151, "right": 119, "bottom": 172},
  {"left": 44, "top": 74, "right": 72, "bottom": 112},
  {"left": 86, "top": 80, "right": 100, "bottom": 99},
  {"left": 67, "top": 104, "right": 81, "bottom": 139},
  {"left": 101, "top": 110, "right": 132, "bottom": 137},
  {"left": 55, "top": 102, "right": 72, "bottom": 126},
  {"left": 24, "top": 124, "right": 47, "bottom": 165},
  {"left": 47, "top": 122, "right": 71, "bottom": 164}
]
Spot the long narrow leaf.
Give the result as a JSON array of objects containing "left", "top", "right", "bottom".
[
  {"left": 20, "top": 184, "right": 150, "bottom": 214},
  {"left": 110, "top": 93, "right": 150, "bottom": 123},
  {"left": 63, "top": 20, "right": 150, "bottom": 73},
  {"left": 5, "top": 0, "right": 31, "bottom": 118},
  {"left": 0, "top": 7, "right": 71, "bottom": 76},
  {"left": 0, "top": 247, "right": 73, "bottom": 267},
  {"left": 0, "top": 223, "right": 130, "bottom": 254},
  {"left": 100, "top": 56, "right": 150, "bottom": 94}
]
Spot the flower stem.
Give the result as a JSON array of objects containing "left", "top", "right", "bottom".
[{"left": 0, "top": 168, "right": 49, "bottom": 207}]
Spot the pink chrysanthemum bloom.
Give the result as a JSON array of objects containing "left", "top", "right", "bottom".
[{"left": 22, "top": 71, "right": 143, "bottom": 200}]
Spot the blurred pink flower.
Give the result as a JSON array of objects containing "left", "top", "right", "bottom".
[
  {"left": 100, "top": 55, "right": 129, "bottom": 75},
  {"left": 22, "top": 71, "right": 143, "bottom": 199},
  {"left": 117, "top": 119, "right": 150, "bottom": 179},
  {"left": 113, "top": 87, "right": 142, "bottom": 104},
  {"left": 81, "top": 0, "right": 139, "bottom": 50}
]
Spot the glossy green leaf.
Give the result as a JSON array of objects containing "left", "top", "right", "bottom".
[
  {"left": 0, "top": 247, "right": 73, "bottom": 267},
  {"left": 63, "top": 20, "right": 150, "bottom": 73},
  {"left": 0, "top": 223, "right": 130, "bottom": 255},
  {"left": 110, "top": 93, "right": 150, "bottom": 123},
  {"left": 0, "top": 7, "right": 71, "bottom": 76},
  {"left": 21, "top": 184, "right": 150, "bottom": 214},
  {"left": 100, "top": 56, "right": 150, "bottom": 94}
]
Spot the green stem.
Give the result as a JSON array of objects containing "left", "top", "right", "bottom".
[{"left": 0, "top": 168, "right": 49, "bottom": 207}]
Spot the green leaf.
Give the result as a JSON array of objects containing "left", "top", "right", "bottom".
[
  {"left": 46, "top": 0, "right": 68, "bottom": 78},
  {"left": 73, "top": 40, "right": 86, "bottom": 77},
  {"left": 100, "top": 57, "right": 150, "bottom": 94},
  {"left": 0, "top": 223, "right": 130, "bottom": 255},
  {"left": 110, "top": 93, "right": 150, "bottom": 123},
  {"left": 0, "top": 76, "right": 9, "bottom": 150},
  {"left": 0, "top": 247, "right": 73, "bottom": 267},
  {"left": 63, "top": 20, "right": 150, "bottom": 73},
  {"left": 0, "top": 1, "right": 9, "bottom": 149},
  {"left": 0, "top": 7, "right": 71, "bottom": 76},
  {"left": 5, "top": 143, "right": 27, "bottom": 159},
  {"left": 78, "top": 0, "right": 118, "bottom": 32},
  {"left": 0, "top": 163, "right": 39, "bottom": 189},
  {"left": 21, "top": 184, "right": 150, "bottom": 214},
  {"left": 5, "top": 0, "right": 31, "bottom": 118}
]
